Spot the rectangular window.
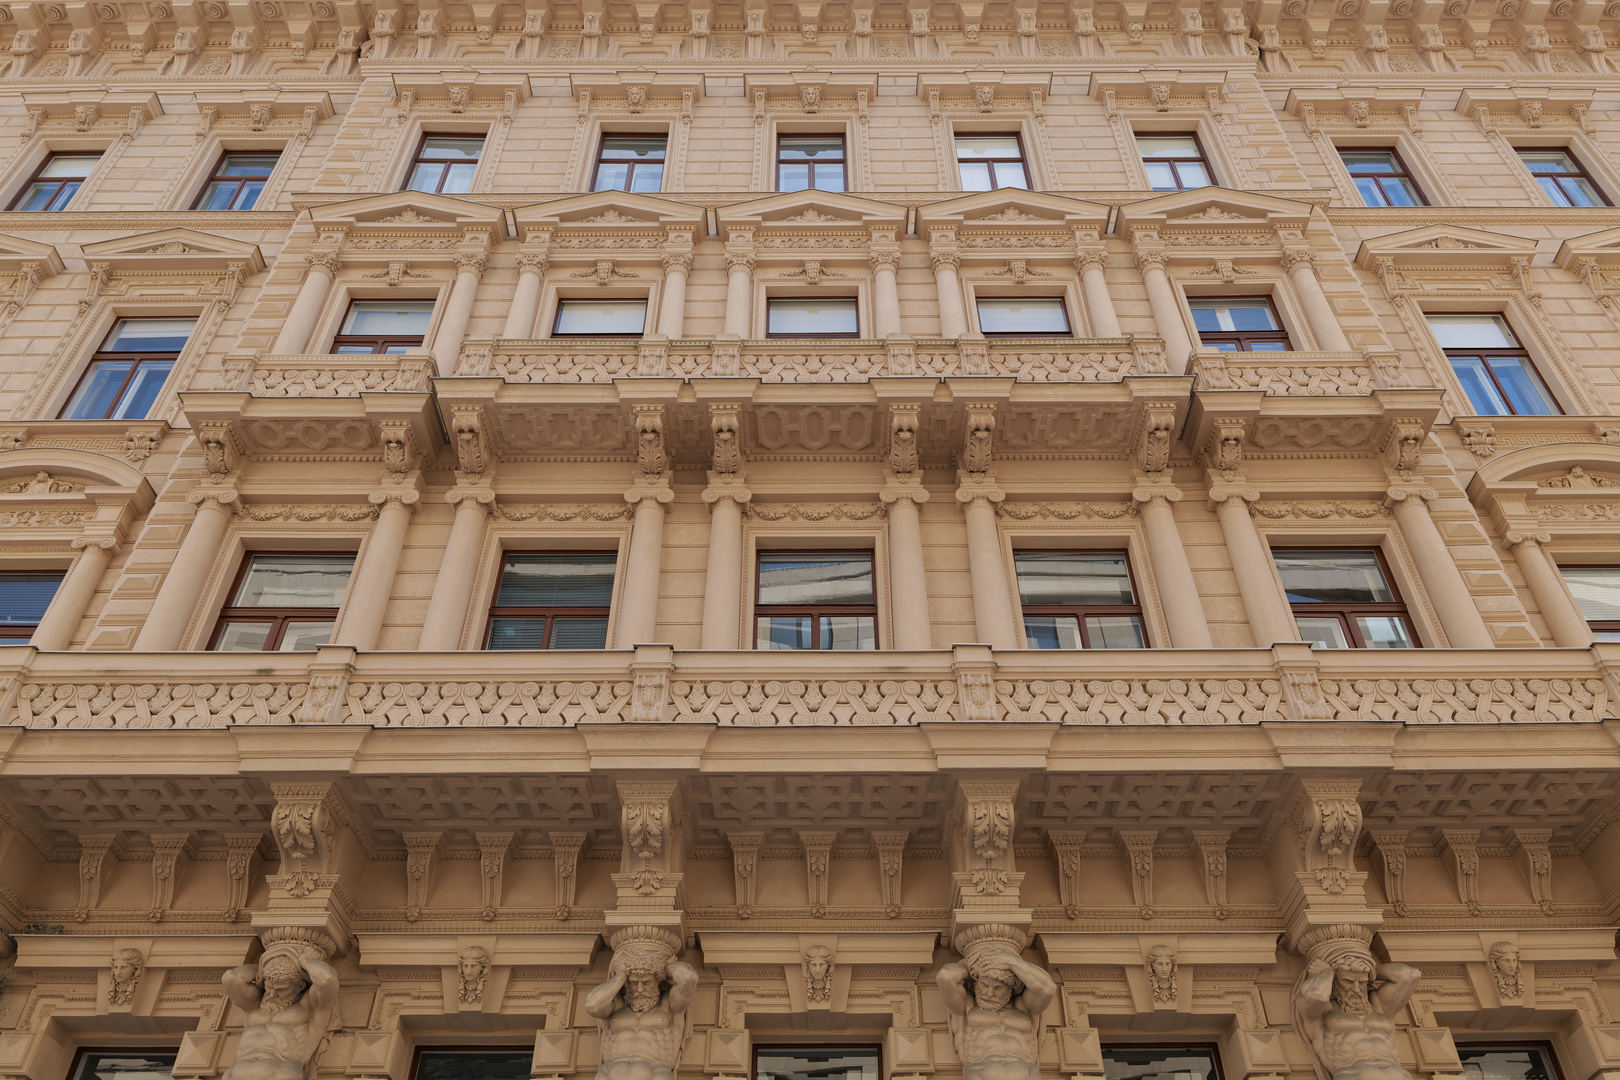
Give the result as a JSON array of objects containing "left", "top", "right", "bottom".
[
  {"left": 1015, "top": 551, "right": 1145, "bottom": 649},
  {"left": 592, "top": 134, "right": 667, "bottom": 192},
  {"left": 1103, "top": 1047, "right": 1222, "bottom": 1080},
  {"left": 1340, "top": 149, "right": 1426, "bottom": 207},
  {"left": 0, "top": 571, "right": 63, "bottom": 641},
  {"left": 10, "top": 152, "right": 100, "bottom": 211},
  {"left": 1190, "top": 298, "right": 1291, "bottom": 351},
  {"left": 756, "top": 551, "right": 877, "bottom": 650},
  {"left": 1274, "top": 548, "right": 1416, "bottom": 649},
  {"left": 977, "top": 298, "right": 1071, "bottom": 336},
  {"left": 193, "top": 152, "right": 280, "bottom": 210},
  {"left": 210, "top": 553, "right": 354, "bottom": 652},
  {"left": 333, "top": 300, "right": 435, "bottom": 354},
  {"left": 553, "top": 299, "right": 648, "bottom": 337},
  {"left": 777, "top": 135, "right": 846, "bottom": 192},
  {"left": 767, "top": 297, "right": 859, "bottom": 338},
  {"left": 404, "top": 135, "right": 485, "bottom": 194},
  {"left": 412, "top": 1050, "right": 535, "bottom": 1080},
  {"left": 1137, "top": 134, "right": 1211, "bottom": 191},
  {"left": 1457, "top": 1045, "right": 1562, "bottom": 1080},
  {"left": 1426, "top": 314, "right": 1560, "bottom": 416},
  {"left": 485, "top": 552, "right": 615, "bottom": 650},
  {"left": 1517, "top": 149, "right": 1610, "bottom": 207},
  {"left": 61, "top": 317, "right": 195, "bottom": 420},
  {"left": 756, "top": 1047, "right": 881, "bottom": 1080},
  {"left": 956, "top": 134, "right": 1029, "bottom": 191},
  {"left": 1558, "top": 565, "right": 1620, "bottom": 642},
  {"left": 68, "top": 1051, "right": 178, "bottom": 1080}
]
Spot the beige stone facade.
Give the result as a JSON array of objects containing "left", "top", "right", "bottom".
[{"left": 0, "top": 11, "right": 1617, "bottom": 1080}]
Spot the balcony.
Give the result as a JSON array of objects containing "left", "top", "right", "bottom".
[
  {"left": 217, "top": 350, "right": 435, "bottom": 396},
  {"left": 0, "top": 642, "right": 1609, "bottom": 730},
  {"left": 1190, "top": 346, "right": 1406, "bottom": 397}
]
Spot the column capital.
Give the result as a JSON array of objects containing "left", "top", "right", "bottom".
[
  {"left": 1134, "top": 245, "right": 1168, "bottom": 272},
  {"left": 869, "top": 249, "right": 901, "bottom": 272},
  {"left": 1505, "top": 529, "right": 1553, "bottom": 549},
  {"left": 70, "top": 533, "right": 121, "bottom": 555},
  {"left": 1383, "top": 482, "right": 1439, "bottom": 508},
  {"left": 187, "top": 482, "right": 240, "bottom": 509},
  {"left": 1281, "top": 246, "right": 1317, "bottom": 272},
  {"left": 1133, "top": 477, "right": 1184, "bottom": 506},
  {"left": 445, "top": 484, "right": 496, "bottom": 509},
  {"left": 625, "top": 476, "right": 675, "bottom": 505},
  {"left": 954, "top": 471, "right": 1004, "bottom": 504},
  {"left": 369, "top": 486, "right": 422, "bottom": 510},
  {"left": 661, "top": 250, "right": 694, "bottom": 273},
  {"left": 1206, "top": 482, "right": 1261, "bottom": 511},
  {"left": 724, "top": 250, "right": 756, "bottom": 273},
  {"left": 882, "top": 475, "right": 932, "bottom": 505},
  {"left": 702, "top": 475, "right": 753, "bottom": 506},
  {"left": 515, "top": 251, "right": 549, "bottom": 274},
  {"left": 929, "top": 248, "right": 961, "bottom": 272},
  {"left": 453, "top": 251, "right": 488, "bottom": 279},
  {"left": 1073, "top": 247, "right": 1108, "bottom": 271},
  {"left": 304, "top": 249, "right": 341, "bottom": 276}
]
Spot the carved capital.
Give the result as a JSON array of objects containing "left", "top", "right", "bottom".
[{"left": 304, "top": 250, "right": 341, "bottom": 277}]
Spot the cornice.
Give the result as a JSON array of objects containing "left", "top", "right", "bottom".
[
  {"left": 1326, "top": 206, "right": 1620, "bottom": 227},
  {"left": 0, "top": 210, "right": 297, "bottom": 232}
]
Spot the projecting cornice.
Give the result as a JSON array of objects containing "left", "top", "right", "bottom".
[
  {"left": 1353, "top": 223, "right": 1541, "bottom": 273},
  {"left": 715, "top": 191, "right": 908, "bottom": 234},
  {"left": 1114, "top": 187, "right": 1317, "bottom": 235},
  {"left": 79, "top": 228, "right": 266, "bottom": 275},
  {"left": 915, "top": 189, "right": 1111, "bottom": 234},
  {"left": 513, "top": 192, "right": 707, "bottom": 232},
  {"left": 304, "top": 191, "right": 507, "bottom": 231},
  {"left": 0, "top": 233, "right": 65, "bottom": 277}
]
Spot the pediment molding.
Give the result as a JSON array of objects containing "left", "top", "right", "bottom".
[
  {"left": 1117, "top": 188, "right": 1316, "bottom": 235},
  {"left": 392, "top": 71, "right": 531, "bottom": 119},
  {"left": 917, "top": 190, "right": 1111, "bottom": 236},
  {"left": 79, "top": 229, "right": 266, "bottom": 274},
  {"left": 514, "top": 193, "right": 706, "bottom": 233},
  {"left": 717, "top": 192, "right": 907, "bottom": 240},
  {"left": 192, "top": 90, "right": 334, "bottom": 138},
  {"left": 570, "top": 71, "right": 705, "bottom": 112},
  {"left": 1355, "top": 223, "right": 1540, "bottom": 272},
  {"left": 0, "top": 234, "right": 65, "bottom": 277}
]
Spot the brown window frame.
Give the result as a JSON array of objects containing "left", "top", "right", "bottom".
[
  {"left": 754, "top": 1044, "right": 885, "bottom": 1080},
  {"left": 1138, "top": 132, "right": 1213, "bottom": 191},
  {"left": 331, "top": 300, "right": 433, "bottom": 354},
  {"left": 976, "top": 297, "right": 1073, "bottom": 338},
  {"left": 66, "top": 1048, "right": 181, "bottom": 1080},
  {"left": 58, "top": 350, "right": 179, "bottom": 420},
  {"left": 9, "top": 151, "right": 101, "bottom": 212},
  {"left": 765, "top": 297, "right": 861, "bottom": 339},
  {"left": 409, "top": 1046, "right": 538, "bottom": 1080},
  {"left": 754, "top": 550, "right": 878, "bottom": 650},
  {"left": 483, "top": 550, "right": 617, "bottom": 650},
  {"left": 1453, "top": 1043, "right": 1566, "bottom": 1080},
  {"left": 955, "top": 131, "right": 1030, "bottom": 191},
  {"left": 776, "top": 133, "right": 847, "bottom": 192},
  {"left": 550, "top": 298, "right": 649, "bottom": 339},
  {"left": 1517, "top": 147, "right": 1612, "bottom": 207},
  {"left": 1339, "top": 147, "right": 1429, "bottom": 207},
  {"left": 1190, "top": 296, "right": 1293, "bottom": 352},
  {"left": 190, "top": 150, "right": 281, "bottom": 211},
  {"left": 401, "top": 133, "right": 486, "bottom": 194},
  {"left": 1435, "top": 319, "right": 1561, "bottom": 417},
  {"left": 1275, "top": 546, "right": 1419, "bottom": 649},
  {"left": 0, "top": 570, "right": 65, "bottom": 641},
  {"left": 1014, "top": 550, "right": 1146, "bottom": 649},
  {"left": 1100, "top": 1044, "right": 1226, "bottom": 1080},
  {"left": 590, "top": 132, "right": 669, "bottom": 193},
  {"left": 207, "top": 551, "right": 353, "bottom": 652}
]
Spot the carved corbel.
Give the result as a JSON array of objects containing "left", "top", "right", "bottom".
[
  {"left": 710, "top": 403, "right": 744, "bottom": 477},
  {"left": 477, "top": 831, "right": 513, "bottom": 921},
  {"left": 1119, "top": 831, "right": 1156, "bottom": 917},
  {"left": 961, "top": 403, "right": 995, "bottom": 475},
  {"left": 402, "top": 831, "right": 443, "bottom": 922},
  {"left": 377, "top": 418, "right": 420, "bottom": 480},
  {"left": 1382, "top": 417, "right": 1428, "bottom": 479},
  {"left": 1048, "top": 831, "right": 1083, "bottom": 918},
  {"left": 1192, "top": 831, "right": 1229, "bottom": 917},
  {"left": 616, "top": 781, "right": 682, "bottom": 906},
  {"left": 889, "top": 403, "right": 920, "bottom": 477},
  {"left": 1507, "top": 828, "right": 1553, "bottom": 915},
  {"left": 196, "top": 420, "right": 243, "bottom": 478},
  {"left": 450, "top": 404, "right": 491, "bottom": 476},
  {"left": 873, "top": 830, "right": 907, "bottom": 918},
  {"left": 1368, "top": 831, "right": 1409, "bottom": 915},
  {"left": 632, "top": 404, "right": 668, "bottom": 481},
  {"left": 1291, "top": 779, "right": 1364, "bottom": 896},
  {"left": 75, "top": 833, "right": 118, "bottom": 921},
  {"left": 800, "top": 830, "right": 836, "bottom": 917},
  {"left": 223, "top": 832, "right": 267, "bottom": 921},
  {"left": 954, "top": 781, "right": 1020, "bottom": 901},
  {"left": 149, "top": 833, "right": 193, "bottom": 921},
  {"left": 728, "top": 831, "right": 763, "bottom": 918},
  {"left": 1202, "top": 417, "right": 1246, "bottom": 478},
  {"left": 1441, "top": 830, "right": 1481, "bottom": 915},
  {"left": 1136, "top": 402, "right": 1177, "bottom": 475},
  {"left": 269, "top": 783, "right": 339, "bottom": 899},
  {"left": 551, "top": 832, "right": 588, "bottom": 919},
  {"left": 1509, "top": 257, "right": 1542, "bottom": 307}
]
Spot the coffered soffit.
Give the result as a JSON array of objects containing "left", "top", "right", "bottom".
[
  {"left": 513, "top": 192, "right": 707, "bottom": 232},
  {"left": 305, "top": 191, "right": 507, "bottom": 232},
  {"left": 916, "top": 189, "right": 1111, "bottom": 233},
  {"left": 1115, "top": 187, "right": 1316, "bottom": 236},
  {"left": 80, "top": 228, "right": 266, "bottom": 275},
  {"left": 0, "top": 233, "right": 64, "bottom": 277},
  {"left": 1238, "top": 388, "right": 1442, "bottom": 461},
  {"left": 1354, "top": 223, "right": 1540, "bottom": 271},
  {"left": 717, "top": 190, "right": 908, "bottom": 233}
]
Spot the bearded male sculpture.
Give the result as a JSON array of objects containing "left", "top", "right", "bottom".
[
  {"left": 937, "top": 935, "right": 1057, "bottom": 1080},
  {"left": 221, "top": 944, "right": 339, "bottom": 1080},
  {"left": 1292, "top": 934, "right": 1421, "bottom": 1080},
  {"left": 584, "top": 934, "right": 698, "bottom": 1080}
]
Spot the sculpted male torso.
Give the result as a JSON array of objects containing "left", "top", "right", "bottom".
[
  {"left": 585, "top": 956, "right": 698, "bottom": 1080},
  {"left": 221, "top": 953, "right": 339, "bottom": 1080},
  {"left": 937, "top": 951, "right": 1058, "bottom": 1080},
  {"left": 1296, "top": 960, "right": 1421, "bottom": 1080}
]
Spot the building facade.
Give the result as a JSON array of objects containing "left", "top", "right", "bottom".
[{"left": 0, "top": 11, "right": 1616, "bottom": 1080}]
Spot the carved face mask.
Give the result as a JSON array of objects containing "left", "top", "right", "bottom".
[
  {"left": 1331, "top": 966, "right": 1373, "bottom": 1013},
  {"left": 974, "top": 971, "right": 1014, "bottom": 1010},
  {"left": 626, "top": 972, "right": 662, "bottom": 1013}
]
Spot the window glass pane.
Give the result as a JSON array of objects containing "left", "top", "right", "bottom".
[
  {"left": 758, "top": 553, "right": 874, "bottom": 605},
  {"left": 555, "top": 299, "right": 647, "bottom": 335},
  {"left": 1274, "top": 550, "right": 1396, "bottom": 603},
  {"left": 1380, "top": 177, "right": 1422, "bottom": 206},
  {"left": 1176, "top": 161, "right": 1211, "bottom": 188},
  {"left": 1426, "top": 314, "right": 1519, "bottom": 349},
  {"left": 812, "top": 166, "right": 846, "bottom": 192},
  {"left": 996, "top": 163, "right": 1030, "bottom": 189},
  {"left": 103, "top": 318, "right": 197, "bottom": 352},
  {"left": 756, "top": 1047, "right": 880, "bottom": 1080},
  {"left": 1561, "top": 566, "right": 1620, "bottom": 621},
  {"left": 956, "top": 136, "right": 1022, "bottom": 159},
  {"left": 220, "top": 154, "right": 279, "bottom": 176},
  {"left": 1188, "top": 299, "right": 1278, "bottom": 332},
  {"left": 1341, "top": 151, "right": 1399, "bottom": 173},
  {"left": 779, "top": 136, "right": 844, "bottom": 161},
  {"left": 213, "top": 621, "right": 273, "bottom": 651},
  {"left": 601, "top": 136, "right": 668, "bottom": 160},
  {"left": 1142, "top": 161, "right": 1179, "bottom": 190},
  {"left": 1103, "top": 1047, "right": 1220, "bottom": 1080},
  {"left": 70, "top": 1052, "right": 177, "bottom": 1080},
  {"left": 550, "top": 616, "right": 611, "bottom": 648},
  {"left": 1486, "top": 356, "right": 1558, "bottom": 415},
  {"left": 959, "top": 162, "right": 994, "bottom": 191},
  {"left": 440, "top": 162, "right": 477, "bottom": 193},
  {"left": 488, "top": 617, "right": 551, "bottom": 650},
  {"left": 1560, "top": 176, "right": 1605, "bottom": 206},
  {"left": 278, "top": 620, "right": 336, "bottom": 651},
  {"left": 495, "top": 553, "right": 617, "bottom": 606},
  {"left": 1246, "top": 340, "right": 1290, "bottom": 352},
  {"left": 1458, "top": 1046, "right": 1559, "bottom": 1080},
  {"left": 1085, "top": 615, "right": 1146, "bottom": 649},
  {"left": 778, "top": 163, "right": 811, "bottom": 191},
  {"left": 978, "top": 299, "right": 1070, "bottom": 335},
  {"left": 61, "top": 360, "right": 133, "bottom": 420},
  {"left": 1537, "top": 176, "right": 1574, "bottom": 206},
  {"left": 594, "top": 162, "right": 630, "bottom": 191},
  {"left": 629, "top": 164, "right": 664, "bottom": 192},
  {"left": 406, "top": 164, "right": 443, "bottom": 192},
  {"left": 40, "top": 154, "right": 101, "bottom": 178},
  {"left": 822, "top": 615, "right": 876, "bottom": 650},
  {"left": 198, "top": 182, "right": 241, "bottom": 211},
  {"left": 1296, "top": 616, "right": 1351, "bottom": 649},
  {"left": 414, "top": 1051, "right": 536, "bottom": 1080},
  {"left": 758, "top": 615, "right": 814, "bottom": 650},
  {"left": 1449, "top": 356, "right": 1513, "bottom": 415},
  {"left": 1355, "top": 615, "right": 1414, "bottom": 649},
  {"left": 110, "top": 361, "right": 174, "bottom": 420},
  {"left": 767, "top": 298, "right": 858, "bottom": 335},
  {"left": 14, "top": 181, "right": 79, "bottom": 211},
  {"left": 1136, "top": 136, "right": 1200, "bottom": 158},
  {"left": 1025, "top": 615, "right": 1082, "bottom": 649},
  {"left": 341, "top": 301, "right": 436, "bottom": 337},
  {"left": 0, "top": 572, "right": 62, "bottom": 627},
  {"left": 233, "top": 555, "right": 355, "bottom": 607},
  {"left": 420, "top": 136, "right": 485, "bottom": 160},
  {"left": 1352, "top": 176, "right": 1390, "bottom": 206},
  {"left": 1015, "top": 552, "right": 1136, "bottom": 605}
]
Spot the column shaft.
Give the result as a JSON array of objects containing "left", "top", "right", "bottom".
[
  {"left": 1390, "top": 495, "right": 1494, "bottom": 648},
  {"left": 723, "top": 262, "right": 753, "bottom": 337},
  {"left": 134, "top": 494, "right": 234, "bottom": 651},
  {"left": 1213, "top": 496, "right": 1297, "bottom": 645},
  {"left": 615, "top": 498, "right": 666, "bottom": 647},
  {"left": 656, "top": 264, "right": 689, "bottom": 338},
  {"left": 1079, "top": 258, "right": 1122, "bottom": 337},
  {"left": 1511, "top": 537, "right": 1593, "bottom": 647},
  {"left": 271, "top": 261, "right": 335, "bottom": 354},
  {"left": 1139, "top": 495, "right": 1214, "bottom": 647},
  {"left": 961, "top": 496, "right": 1017, "bottom": 649},
  {"left": 700, "top": 494, "right": 745, "bottom": 649},
  {"left": 1139, "top": 259, "right": 1195, "bottom": 374},
  {"left": 30, "top": 541, "right": 114, "bottom": 651},
  {"left": 335, "top": 497, "right": 414, "bottom": 651},
  {"left": 430, "top": 264, "right": 484, "bottom": 376},
  {"left": 501, "top": 264, "right": 544, "bottom": 339},
  {"left": 873, "top": 262, "right": 902, "bottom": 338},
  {"left": 1287, "top": 257, "right": 1352, "bottom": 351},
  {"left": 887, "top": 494, "right": 934, "bottom": 650},
  {"left": 417, "top": 495, "right": 490, "bottom": 650},
  {"left": 933, "top": 259, "right": 968, "bottom": 338}
]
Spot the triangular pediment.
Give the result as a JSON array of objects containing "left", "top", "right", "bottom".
[
  {"left": 308, "top": 191, "right": 505, "bottom": 230},
  {"left": 917, "top": 189, "right": 1110, "bottom": 231},
  {"left": 1355, "top": 223, "right": 1538, "bottom": 269},
  {"left": 513, "top": 192, "right": 706, "bottom": 231},
  {"left": 1555, "top": 225, "right": 1620, "bottom": 269},
  {"left": 80, "top": 228, "right": 265, "bottom": 272},
  {"left": 1117, "top": 187, "right": 1315, "bottom": 232},
  {"left": 717, "top": 191, "right": 908, "bottom": 231},
  {"left": 0, "top": 233, "right": 63, "bottom": 276}
]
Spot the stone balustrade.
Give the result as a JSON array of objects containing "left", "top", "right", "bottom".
[
  {"left": 1191, "top": 347, "right": 1406, "bottom": 396},
  {"left": 0, "top": 642, "right": 1609, "bottom": 730},
  {"left": 217, "top": 350, "right": 436, "bottom": 396}
]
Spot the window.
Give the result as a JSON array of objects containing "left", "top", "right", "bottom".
[
  {"left": 210, "top": 554, "right": 354, "bottom": 652},
  {"left": 1426, "top": 314, "right": 1559, "bottom": 416},
  {"left": 1457, "top": 1045, "right": 1562, "bottom": 1080},
  {"left": 67, "top": 1051, "right": 178, "bottom": 1080},
  {"left": 553, "top": 299, "right": 648, "bottom": 337},
  {"left": 404, "top": 135, "right": 484, "bottom": 194},
  {"left": 60, "top": 318, "right": 194, "bottom": 420},
  {"left": 485, "top": 552, "right": 615, "bottom": 650},
  {"left": 956, "top": 134, "right": 1029, "bottom": 191},
  {"left": 412, "top": 1050, "right": 535, "bottom": 1080},
  {"left": 1340, "top": 149, "right": 1426, "bottom": 207},
  {"left": 1104, "top": 1047, "right": 1222, "bottom": 1080},
  {"left": 767, "top": 298, "right": 858, "bottom": 338},
  {"left": 10, "top": 152, "right": 100, "bottom": 211},
  {"left": 1137, "top": 135, "right": 1211, "bottom": 191},
  {"left": 1274, "top": 548, "right": 1416, "bottom": 649},
  {"left": 1517, "top": 149, "right": 1609, "bottom": 207},
  {"left": 0, "top": 571, "right": 63, "bottom": 641},
  {"left": 193, "top": 152, "right": 279, "bottom": 210},
  {"left": 978, "top": 298, "right": 1070, "bottom": 336},
  {"left": 777, "top": 135, "right": 846, "bottom": 192},
  {"left": 1558, "top": 566, "right": 1620, "bottom": 642},
  {"left": 1190, "top": 298, "right": 1292, "bottom": 351},
  {"left": 756, "top": 552, "right": 876, "bottom": 650},
  {"left": 333, "top": 300, "right": 435, "bottom": 354},
  {"left": 592, "top": 134, "right": 667, "bottom": 192},
  {"left": 756, "top": 1047, "right": 880, "bottom": 1080},
  {"left": 1015, "top": 551, "right": 1145, "bottom": 649}
]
